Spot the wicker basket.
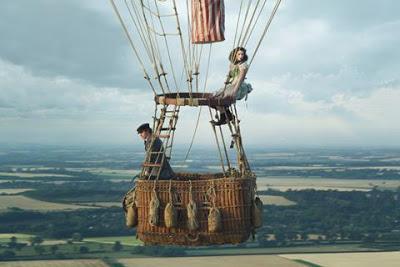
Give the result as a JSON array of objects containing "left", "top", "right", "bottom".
[{"left": 134, "top": 172, "right": 256, "bottom": 246}]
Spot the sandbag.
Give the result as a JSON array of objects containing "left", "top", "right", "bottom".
[
  {"left": 164, "top": 202, "right": 177, "bottom": 228},
  {"left": 252, "top": 196, "right": 263, "bottom": 228},
  {"left": 126, "top": 205, "right": 138, "bottom": 228},
  {"left": 208, "top": 207, "right": 222, "bottom": 232},
  {"left": 123, "top": 189, "right": 137, "bottom": 228},
  {"left": 149, "top": 190, "right": 160, "bottom": 226},
  {"left": 187, "top": 198, "right": 199, "bottom": 231}
]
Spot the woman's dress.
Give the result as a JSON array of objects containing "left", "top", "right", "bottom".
[{"left": 213, "top": 62, "right": 253, "bottom": 101}]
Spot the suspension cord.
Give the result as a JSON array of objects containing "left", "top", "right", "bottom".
[
  {"left": 248, "top": 0, "right": 282, "bottom": 69},
  {"left": 244, "top": 0, "right": 269, "bottom": 47},
  {"left": 153, "top": 0, "right": 180, "bottom": 94},
  {"left": 139, "top": 0, "right": 167, "bottom": 95},
  {"left": 172, "top": 0, "right": 193, "bottom": 99},
  {"left": 109, "top": 0, "right": 157, "bottom": 95},
  {"left": 184, "top": 43, "right": 212, "bottom": 161},
  {"left": 239, "top": 0, "right": 263, "bottom": 47},
  {"left": 208, "top": 107, "right": 226, "bottom": 174}
]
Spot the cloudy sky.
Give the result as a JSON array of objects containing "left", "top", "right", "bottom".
[{"left": 0, "top": 0, "right": 399, "bottom": 148}]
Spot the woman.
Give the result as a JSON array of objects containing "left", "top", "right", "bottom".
[{"left": 211, "top": 47, "right": 253, "bottom": 125}]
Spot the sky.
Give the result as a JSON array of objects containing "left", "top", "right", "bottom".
[{"left": 0, "top": 0, "right": 399, "bottom": 148}]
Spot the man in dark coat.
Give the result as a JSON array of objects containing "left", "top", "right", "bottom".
[{"left": 137, "top": 123, "right": 174, "bottom": 180}]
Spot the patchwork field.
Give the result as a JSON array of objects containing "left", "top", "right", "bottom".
[
  {"left": 0, "top": 260, "right": 108, "bottom": 267},
  {"left": 259, "top": 195, "right": 296, "bottom": 206},
  {"left": 0, "top": 195, "right": 95, "bottom": 212},
  {"left": 0, "top": 172, "right": 72, "bottom": 178},
  {"left": 65, "top": 168, "right": 138, "bottom": 179},
  {"left": 84, "top": 235, "right": 142, "bottom": 246},
  {"left": 78, "top": 202, "right": 121, "bottom": 208},
  {"left": 0, "top": 233, "right": 34, "bottom": 243},
  {"left": 257, "top": 177, "right": 400, "bottom": 191},
  {"left": 0, "top": 188, "right": 33, "bottom": 194},
  {"left": 281, "top": 251, "right": 400, "bottom": 267},
  {"left": 119, "top": 255, "right": 303, "bottom": 267}
]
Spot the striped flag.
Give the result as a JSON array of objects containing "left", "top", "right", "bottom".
[{"left": 191, "top": 0, "right": 225, "bottom": 44}]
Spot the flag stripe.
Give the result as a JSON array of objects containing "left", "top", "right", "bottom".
[{"left": 191, "top": 0, "right": 225, "bottom": 44}]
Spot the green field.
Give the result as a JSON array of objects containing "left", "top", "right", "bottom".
[
  {"left": 84, "top": 236, "right": 142, "bottom": 246},
  {"left": 119, "top": 255, "right": 303, "bottom": 267},
  {"left": 0, "top": 196, "right": 96, "bottom": 212},
  {"left": 281, "top": 251, "right": 400, "bottom": 267},
  {"left": 257, "top": 177, "right": 400, "bottom": 191},
  {"left": 0, "top": 259, "right": 108, "bottom": 267},
  {"left": 0, "top": 233, "right": 35, "bottom": 243}
]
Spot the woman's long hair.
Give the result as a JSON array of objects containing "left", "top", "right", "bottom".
[{"left": 229, "top": 47, "right": 248, "bottom": 64}]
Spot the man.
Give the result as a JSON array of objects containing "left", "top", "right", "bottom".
[{"left": 137, "top": 123, "right": 174, "bottom": 180}]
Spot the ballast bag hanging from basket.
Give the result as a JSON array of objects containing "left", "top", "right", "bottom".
[
  {"left": 149, "top": 185, "right": 160, "bottom": 227},
  {"left": 191, "top": 0, "right": 225, "bottom": 44},
  {"left": 164, "top": 180, "right": 177, "bottom": 229},
  {"left": 208, "top": 207, "right": 222, "bottom": 232},
  {"left": 252, "top": 196, "right": 263, "bottom": 228},
  {"left": 207, "top": 182, "right": 222, "bottom": 232},
  {"left": 187, "top": 181, "right": 199, "bottom": 231},
  {"left": 123, "top": 188, "right": 138, "bottom": 228}
]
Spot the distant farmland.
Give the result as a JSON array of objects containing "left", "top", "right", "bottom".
[
  {"left": 281, "top": 251, "right": 400, "bottom": 267},
  {"left": 119, "top": 255, "right": 303, "bottom": 267},
  {"left": 0, "top": 195, "right": 95, "bottom": 212},
  {"left": 0, "top": 260, "right": 108, "bottom": 267}
]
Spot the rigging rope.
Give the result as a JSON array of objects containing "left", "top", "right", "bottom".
[
  {"left": 183, "top": 43, "right": 212, "bottom": 161},
  {"left": 172, "top": 0, "right": 193, "bottom": 98},
  {"left": 235, "top": 0, "right": 253, "bottom": 49},
  {"left": 239, "top": 0, "right": 263, "bottom": 47},
  {"left": 244, "top": 0, "right": 269, "bottom": 47},
  {"left": 146, "top": 0, "right": 171, "bottom": 93},
  {"left": 140, "top": 0, "right": 167, "bottom": 95},
  {"left": 124, "top": 0, "right": 152, "bottom": 61},
  {"left": 153, "top": 0, "right": 180, "bottom": 92},
  {"left": 249, "top": 0, "right": 282, "bottom": 68},
  {"left": 109, "top": 0, "right": 157, "bottom": 95}
]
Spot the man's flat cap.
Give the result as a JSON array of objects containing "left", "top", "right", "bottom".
[{"left": 137, "top": 123, "right": 151, "bottom": 133}]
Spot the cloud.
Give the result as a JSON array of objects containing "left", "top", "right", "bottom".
[
  {"left": 0, "top": 0, "right": 399, "bottom": 147},
  {"left": 0, "top": 0, "right": 144, "bottom": 88},
  {"left": 0, "top": 59, "right": 152, "bottom": 120}
]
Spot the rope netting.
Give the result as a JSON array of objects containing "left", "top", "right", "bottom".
[
  {"left": 110, "top": 0, "right": 282, "bottom": 172},
  {"left": 110, "top": 0, "right": 282, "bottom": 97}
]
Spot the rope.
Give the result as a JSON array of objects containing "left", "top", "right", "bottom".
[
  {"left": 236, "top": 0, "right": 253, "bottom": 49},
  {"left": 168, "top": 179, "right": 173, "bottom": 203},
  {"left": 146, "top": 0, "right": 171, "bottom": 93},
  {"left": 248, "top": 0, "right": 282, "bottom": 69},
  {"left": 124, "top": 0, "right": 152, "bottom": 61},
  {"left": 232, "top": 0, "right": 244, "bottom": 52},
  {"left": 139, "top": 0, "right": 167, "bottom": 95},
  {"left": 218, "top": 117, "right": 231, "bottom": 170},
  {"left": 172, "top": 0, "right": 193, "bottom": 98},
  {"left": 153, "top": 0, "right": 180, "bottom": 93},
  {"left": 109, "top": 0, "right": 157, "bottom": 95},
  {"left": 244, "top": 0, "right": 269, "bottom": 47},
  {"left": 239, "top": 0, "right": 263, "bottom": 47},
  {"left": 208, "top": 108, "right": 226, "bottom": 174},
  {"left": 183, "top": 44, "right": 212, "bottom": 161}
]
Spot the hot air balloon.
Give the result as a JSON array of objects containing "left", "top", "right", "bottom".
[{"left": 114, "top": 0, "right": 282, "bottom": 246}]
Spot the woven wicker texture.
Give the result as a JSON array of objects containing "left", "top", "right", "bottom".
[{"left": 135, "top": 173, "right": 256, "bottom": 246}]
